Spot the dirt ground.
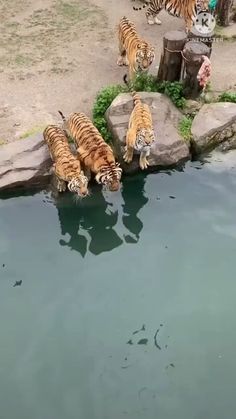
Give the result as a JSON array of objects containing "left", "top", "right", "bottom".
[{"left": 0, "top": 0, "right": 236, "bottom": 143}]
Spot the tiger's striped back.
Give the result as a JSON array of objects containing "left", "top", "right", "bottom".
[
  {"left": 60, "top": 112, "right": 122, "bottom": 192},
  {"left": 118, "top": 16, "right": 155, "bottom": 79},
  {"left": 133, "top": 0, "right": 209, "bottom": 30},
  {"left": 44, "top": 125, "right": 73, "bottom": 163},
  {"left": 124, "top": 75, "right": 155, "bottom": 162},
  {"left": 43, "top": 125, "right": 89, "bottom": 196}
]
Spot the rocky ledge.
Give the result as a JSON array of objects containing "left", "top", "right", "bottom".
[
  {"left": 0, "top": 133, "right": 51, "bottom": 192},
  {"left": 106, "top": 92, "right": 190, "bottom": 174},
  {"left": 1, "top": 97, "right": 236, "bottom": 192},
  {"left": 191, "top": 102, "right": 236, "bottom": 154}
]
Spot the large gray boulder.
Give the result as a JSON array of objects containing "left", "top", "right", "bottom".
[
  {"left": 0, "top": 133, "right": 51, "bottom": 192},
  {"left": 106, "top": 92, "right": 190, "bottom": 174},
  {"left": 191, "top": 102, "right": 236, "bottom": 154}
]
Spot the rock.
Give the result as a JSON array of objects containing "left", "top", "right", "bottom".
[
  {"left": 191, "top": 102, "right": 236, "bottom": 154},
  {"left": 0, "top": 133, "right": 51, "bottom": 192},
  {"left": 183, "top": 99, "right": 202, "bottom": 117},
  {"left": 106, "top": 92, "right": 190, "bottom": 174}
]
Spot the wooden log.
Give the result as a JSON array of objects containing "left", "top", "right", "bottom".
[
  {"left": 216, "top": 0, "right": 234, "bottom": 26},
  {"left": 182, "top": 41, "right": 211, "bottom": 99},
  {"left": 187, "top": 31, "right": 213, "bottom": 57},
  {"left": 157, "top": 30, "right": 187, "bottom": 82}
]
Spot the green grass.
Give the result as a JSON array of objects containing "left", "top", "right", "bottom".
[
  {"left": 93, "top": 84, "right": 128, "bottom": 142},
  {"left": 20, "top": 125, "right": 45, "bottom": 139},
  {"left": 14, "top": 54, "right": 33, "bottom": 66},
  {"left": 93, "top": 73, "right": 186, "bottom": 143},
  {"left": 56, "top": 0, "right": 101, "bottom": 22},
  {"left": 178, "top": 117, "right": 193, "bottom": 142},
  {"left": 218, "top": 92, "right": 236, "bottom": 103}
]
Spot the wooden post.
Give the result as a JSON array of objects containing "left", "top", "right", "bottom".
[
  {"left": 216, "top": 0, "right": 233, "bottom": 26},
  {"left": 187, "top": 31, "right": 213, "bottom": 57},
  {"left": 182, "top": 41, "right": 210, "bottom": 99},
  {"left": 157, "top": 30, "right": 187, "bottom": 82}
]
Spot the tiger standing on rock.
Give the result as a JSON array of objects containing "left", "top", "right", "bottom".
[
  {"left": 123, "top": 74, "right": 155, "bottom": 170},
  {"left": 117, "top": 16, "right": 155, "bottom": 80},
  {"left": 132, "top": 0, "right": 209, "bottom": 31},
  {"left": 58, "top": 111, "right": 122, "bottom": 192},
  {"left": 43, "top": 125, "right": 89, "bottom": 197}
]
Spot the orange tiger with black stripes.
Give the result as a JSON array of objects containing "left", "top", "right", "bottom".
[
  {"left": 117, "top": 16, "right": 155, "bottom": 80},
  {"left": 132, "top": 0, "right": 209, "bottom": 31},
  {"left": 123, "top": 74, "right": 155, "bottom": 170},
  {"left": 43, "top": 125, "right": 89, "bottom": 197},
  {"left": 58, "top": 111, "right": 122, "bottom": 192}
]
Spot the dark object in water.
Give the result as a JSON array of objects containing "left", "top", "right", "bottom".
[
  {"left": 2, "top": 264, "right": 5, "bottom": 267},
  {"left": 137, "top": 338, "right": 148, "bottom": 345},
  {"left": 13, "top": 280, "right": 22, "bottom": 287},
  {"left": 165, "top": 363, "right": 175, "bottom": 370},
  {"left": 133, "top": 324, "right": 146, "bottom": 335},
  {"left": 169, "top": 196, "right": 176, "bottom": 199},
  {"left": 127, "top": 339, "right": 133, "bottom": 345},
  {"left": 154, "top": 328, "right": 161, "bottom": 350}
]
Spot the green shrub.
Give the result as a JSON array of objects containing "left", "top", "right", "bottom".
[
  {"left": 132, "top": 73, "right": 186, "bottom": 109},
  {"left": 131, "top": 72, "right": 158, "bottom": 92},
  {"left": 92, "top": 73, "right": 186, "bottom": 142},
  {"left": 161, "top": 81, "right": 186, "bottom": 109},
  {"left": 92, "top": 84, "right": 128, "bottom": 142},
  {"left": 218, "top": 92, "right": 236, "bottom": 103},
  {"left": 178, "top": 116, "right": 193, "bottom": 142}
]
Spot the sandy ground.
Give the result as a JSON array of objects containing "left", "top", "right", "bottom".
[{"left": 0, "top": 0, "right": 236, "bottom": 143}]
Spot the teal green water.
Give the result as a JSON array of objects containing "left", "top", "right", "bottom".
[{"left": 1, "top": 156, "right": 236, "bottom": 419}]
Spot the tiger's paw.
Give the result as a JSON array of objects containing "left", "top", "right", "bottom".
[
  {"left": 140, "top": 158, "right": 149, "bottom": 170},
  {"left": 124, "top": 56, "right": 129, "bottom": 66},
  {"left": 117, "top": 56, "right": 125, "bottom": 66},
  {"left": 147, "top": 17, "right": 155, "bottom": 25},
  {"left": 154, "top": 17, "right": 162, "bottom": 25},
  {"left": 57, "top": 178, "right": 67, "bottom": 192},
  {"left": 123, "top": 152, "right": 132, "bottom": 164}
]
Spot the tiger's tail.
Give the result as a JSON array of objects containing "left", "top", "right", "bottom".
[
  {"left": 123, "top": 74, "right": 141, "bottom": 107},
  {"left": 58, "top": 110, "right": 66, "bottom": 122},
  {"left": 58, "top": 110, "right": 70, "bottom": 136}
]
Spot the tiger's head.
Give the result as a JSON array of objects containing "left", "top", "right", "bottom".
[
  {"left": 95, "top": 163, "right": 122, "bottom": 192},
  {"left": 136, "top": 43, "right": 155, "bottom": 72},
  {"left": 68, "top": 171, "right": 89, "bottom": 197},
  {"left": 136, "top": 128, "right": 155, "bottom": 151}
]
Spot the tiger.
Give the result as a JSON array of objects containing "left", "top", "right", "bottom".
[
  {"left": 58, "top": 111, "right": 122, "bottom": 192},
  {"left": 43, "top": 125, "right": 89, "bottom": 197},
  {"left": 133, "top": 0, "right": 209, "bottom": 31},
  {"left": 123, "top": 74, "right": 155, "bottom": 170},
  {"left": 117, "top": 16, "right": 155, "bottom": 80}
]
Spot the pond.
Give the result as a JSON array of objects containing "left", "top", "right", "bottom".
[{"left": 1, "top": 152, "right": 236, "bottom": 419}]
